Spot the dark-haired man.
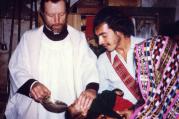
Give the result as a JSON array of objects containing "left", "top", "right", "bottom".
[
  {"left": 93, "top": 7, "right": 144, "bottom": 118},
  {"left": 5, "top": 0, "right": 99, "bottom": 119},
  {"left": 94, "top": 7, "right": 178, "bottom": 118}
]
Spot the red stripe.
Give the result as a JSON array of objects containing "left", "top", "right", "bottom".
[{"left": 106, "top": 52, "right": 141, "bottom": 100}]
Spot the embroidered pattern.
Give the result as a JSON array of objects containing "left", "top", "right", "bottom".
[{"left": 134, "top": 36, "right": 179, "bottom": 119}]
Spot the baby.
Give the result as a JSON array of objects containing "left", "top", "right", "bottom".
[{"left": 66, "top": 89, "right": 142, "bottom": 119}]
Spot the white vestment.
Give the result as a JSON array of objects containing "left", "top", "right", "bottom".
[
  {"left": 97, "top": 36, "right": 144, "bottom": 104},
  {"left": 5, "top": 25, "right": 99, "bottom": 119}
]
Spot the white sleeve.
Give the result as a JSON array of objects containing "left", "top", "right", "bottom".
[
  {"left": 9, "top": 32, "right": 34, "bottom": 94},
  {"left": 78, "top": 33, "right": 99, "bottom": 89},
  {"left": 97, "top": 54, "right": 110, "bottom": 93}
]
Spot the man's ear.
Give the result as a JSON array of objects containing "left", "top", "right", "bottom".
[
  {"left": 39, "top": 11, "right": 45, "bottom": 24},
  {"left": 116, "top": 31, "right": 125, "bottom": 38},
  {"left": 116, "top": 31, "right": 121, "bottom": 36},
  {"left": 39, "top": 11, "right": 44, "bottom": 19}
]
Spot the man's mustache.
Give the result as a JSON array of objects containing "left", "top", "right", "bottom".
[{"left": 50, "top": 24, "right": 62, "bottom": 28}]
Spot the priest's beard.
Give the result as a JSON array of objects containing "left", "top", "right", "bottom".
[{"left": 49, "top": 23, "right": 64, "bottom": 34}]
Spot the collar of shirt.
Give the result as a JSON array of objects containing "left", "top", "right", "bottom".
[{"left": 110, "top": 36, "right": 143, "bottom": 64}]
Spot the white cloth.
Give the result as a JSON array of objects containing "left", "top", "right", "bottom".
[
  {"left": 5, "top": 25, "right": 99, "bottom": 119},
  {"left": 97, "top": 36, "right": 144, "bottom": 104}
]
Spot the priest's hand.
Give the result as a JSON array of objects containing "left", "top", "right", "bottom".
[
  {"left": 77, "top": 89, "right": 97, "bottom": 116},
  {"left": 66, "top": 99, "right": 85, "bottom": 119},
  {"left": 30, "top": 82, "right": 51, "bottom": 103}
]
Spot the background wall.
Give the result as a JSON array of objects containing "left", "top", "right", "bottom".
[
  {"left": 69, "top": 0, "right": 179, "bottom": 21},
  {"left": 141, "top": 0, "right": 179, "bottom": 21},
  {"left": 175, "top": 0, "right": 179, "bottom": 20}
]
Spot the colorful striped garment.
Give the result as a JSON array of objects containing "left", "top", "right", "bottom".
[{"left": 133, "top": 36, "right": 179, "bottom": 119}]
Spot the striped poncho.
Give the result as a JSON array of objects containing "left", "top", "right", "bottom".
[{"left": 133, "top": 36, "right": 178, "bottom": 119}]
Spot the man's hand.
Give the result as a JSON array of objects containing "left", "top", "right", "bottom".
[
  {"left": 30, "top": 82, "right": 51, "bottom": 103},
  {"left": 67, "top": 99, "right": 85, "bottom": 119},
  {"left": 66, "top": 89, "right": 97, "bottom": 119},
  {"left": 77, "top": 89, "right": 97, "bottom": 116}
]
